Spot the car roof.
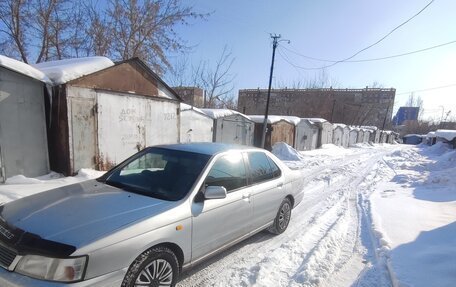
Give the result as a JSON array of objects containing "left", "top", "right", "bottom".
[{"left": 153, "top": 142, "right": 260, "bottom": 156}]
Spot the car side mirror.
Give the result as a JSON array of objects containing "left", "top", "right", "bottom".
[{"left": 204, "top": 186, "right": 227, "bottom": 200}]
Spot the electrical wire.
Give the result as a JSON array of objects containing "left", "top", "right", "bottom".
[
  {"left": 396, "top": 83, "right": 456, "bottom": 95},
  {"left": 282, "top": 0, "right": 436, "bottom": 70},
  {"left": 282, "top": 40, "right": 456, "bottom": 63},
  {"left": 277, "top": 48, "right": 308, "bottom": 77},
  {"left": 278, "top": 48, "right": 329, "bottom": 71}
]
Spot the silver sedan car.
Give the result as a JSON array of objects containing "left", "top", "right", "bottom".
[{"left": 0, "top": 143, "right": 303, "bottom": 286}]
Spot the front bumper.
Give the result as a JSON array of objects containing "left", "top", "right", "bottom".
[{"left": 0, "top": 266, "right": 127, "bottom": 287}]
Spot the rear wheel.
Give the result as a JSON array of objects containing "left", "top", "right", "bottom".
[
  {"left": 121, "top": 246, "right": 179, "bottom": 287},
  {"left": 268, "top": 197, "right": 292, "bottom": 234}
]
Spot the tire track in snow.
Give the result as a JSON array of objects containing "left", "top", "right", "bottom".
[
  {"left": 286, "top": 155, "right": 386, "bottom": 287},
  {"left": 354, "top": 157, "right": 401, "bottom": 287}
]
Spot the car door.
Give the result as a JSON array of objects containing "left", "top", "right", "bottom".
[
  {"left": 191, "top": 152, "right": 253, "bottom": 260},
  {"left": 246, "top": 151, "right": 284, "bottom": 230}
]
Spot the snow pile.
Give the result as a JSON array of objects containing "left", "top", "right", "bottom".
[
  {"left": 369, "top": 144, "right": 456, "bottom": 287},
  {"left": 272, "top": 142, "right": 305, "bottom": 161},
  {"left": 0, "top": 169, "right": 105, "bottom": 204},
  {"left": 0, "top": 55, "right": 52, "bottom": 84},
  {"left": 351, "top": 142, "right": 375, "bottom": 148},
  {"left": 5, "top": 175, "right": 43, "bottom": 185},
  {"left": 422, "top": 141, "right": 452, "bottom": 156},
  {"left": 33, "top": 56, "right": 114, "bottom": 85}
]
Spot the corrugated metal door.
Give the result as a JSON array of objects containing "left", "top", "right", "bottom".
[
  {"left": 69, "top": 97, "right": 97, "bottom": 172},
  {"left": 218, "top": 117, "right": 252, "bottom": 145},
  {"left": 180, "top": 111, "right": 212, "bottom": 143},
  {"left": 97, "top": 92, "right": 178, "bottom": 168}
]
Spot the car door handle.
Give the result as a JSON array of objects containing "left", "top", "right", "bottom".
[
  {"left": 242, "top": 194, "right": 251, "bottom": 199},
  {"left": 277, "top": 183, "right": 283, "bottom": 188}
]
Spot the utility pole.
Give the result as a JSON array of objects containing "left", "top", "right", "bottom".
[{"left": 261, "top": 34, "right": 281, "bottom": 149}]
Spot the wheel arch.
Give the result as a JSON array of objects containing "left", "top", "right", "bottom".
[
  {"left": 151, "top": 242, "right": 185, "bottom": 272},
  {"left": 285, "top": 194, "right": 295, "bottom": 208}
]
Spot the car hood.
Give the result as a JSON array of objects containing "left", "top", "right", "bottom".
[{"left": 0, "top": 180, "right": 174, "bottom": 249}]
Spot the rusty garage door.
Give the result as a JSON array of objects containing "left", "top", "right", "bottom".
[{"left": 96, "top": 91, "right": 179, "bottom": 169}]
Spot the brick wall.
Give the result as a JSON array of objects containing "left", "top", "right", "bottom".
[{"left": 238, "top": 88, "right": 395, "bottom": 128}]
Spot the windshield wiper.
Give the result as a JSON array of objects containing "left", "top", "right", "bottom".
[{"left": 105, "top": 180, "right": 169, "bottom": 200}]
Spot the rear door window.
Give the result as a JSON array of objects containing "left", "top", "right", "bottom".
[
  {"left": 267, "top": 156, "right": 282, "bottom": 178},
  {"left": 248, "top": 152, "right": 275, "bottom": 184}
]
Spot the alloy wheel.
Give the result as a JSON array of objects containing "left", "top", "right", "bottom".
[{"left": 135, "top": 259, "right": 173, "bottom": 287}]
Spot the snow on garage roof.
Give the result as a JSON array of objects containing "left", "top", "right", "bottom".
[
  {"left": 360, "top": 126, "right": 378, "bottom": 131},
  {"left": 333, "top": 123, "right": 348, "bottom": 129},
  {"left": 200, "top": 108, "right": 251, "bottom": 120},
  {"left": 248, "top": 115, "right": 298, "bottom": 125},
  {"left": 0, "top": 55, "right": 51, "bottom": 84},
  {"left": 180, "top": 103, "right": 194, "bottom": 111},
  {"left": 303, "top": 117, "right": 328, "bottom": 123},
  {"left": 435, "top": 129, "right": 456, "bottom": 141},
  {"left": 279, "top": 116, "right": 302, "bottom": 125},
  {"left": 180, "top": 103, "right": 211, "bottom": 117},
  {"left": 33, "top": 56, "right": 114, "bottom": 85}
]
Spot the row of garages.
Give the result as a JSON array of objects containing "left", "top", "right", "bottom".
[
  {"left": 0, "top": 55, "right": 396, "bottom": 181},
  {"left": 403, "top": 130, "right": 456, "bottom": 148},
  {"left": 181, "top": 108, "right": 397, "bottom": 151}
]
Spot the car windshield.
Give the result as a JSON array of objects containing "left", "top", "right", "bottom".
[{"left": 104, "top": 147, "right": 211, "bottom": 201}]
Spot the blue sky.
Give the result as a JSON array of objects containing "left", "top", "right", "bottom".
[{"left": 170, "top": 0, "right": 456, "bottom": 121}]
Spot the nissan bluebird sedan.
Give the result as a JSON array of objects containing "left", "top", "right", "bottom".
[{"left": 0, "top": 143, "right": 304, "bottom": 286}]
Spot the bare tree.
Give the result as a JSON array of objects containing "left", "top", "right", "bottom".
[
  {"left": 405, "top": 93, "right": 424, "bottom": 119},
  {"left": 197, "top": 46, "right": 235, "bottom": 108},
  {"left": 0, "top": 0, "right": 30, "bottom": 62},
  {"left": 81, "top": 2, "right": 112, "bottom": 57},
  {"left": 0, "top": 0, "right": 207, "bottom": 70},
  {"left": 107, "top": 0, "right": 207, "bottom": 74},
  {"left": 0, "top": 0, "right": 87, "bottom": 63},
  {"left": 165, "top": 55, "right": 190, "bottom": 87},
  {"left": 166, "top": 45, "right": 237, "bottom": 108}
]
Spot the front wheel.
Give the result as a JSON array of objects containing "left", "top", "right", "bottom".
[
  {"left": 121, "top": 246, "right": 179, "bottom": 287},
  {"left": 268, "top": 197, "right": 292, "bottom": 234}
]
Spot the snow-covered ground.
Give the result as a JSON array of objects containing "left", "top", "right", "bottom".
[{"left": 0, "top": 143, "right": 454, "bottom": 287}]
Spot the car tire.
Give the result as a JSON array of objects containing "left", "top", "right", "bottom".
[
  {"left": 121, "top": 246, "right": 179, "bottom": 287},
  {"left": 267, "top": 197, "right": 292, "bottom": 235}
]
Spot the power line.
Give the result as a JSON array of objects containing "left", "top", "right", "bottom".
[
  {"left": 286, "top": 0, "right": 436, "bottom": 70},
  {"left": 277, "top": 48, "right": 307, "bottom": 77},
  {"left": 396, "top": 83, "right": 456, "bottom": 95},
  {"left": 282, "top": 39, "right": 456, "bottom": 63},
  {"left": 278, "top": 48, "right": 327, "bottom": 71}
]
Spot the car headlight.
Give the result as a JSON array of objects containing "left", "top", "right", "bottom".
[{"left": 15, "top": 254, "right": 87, "bottom": 282}]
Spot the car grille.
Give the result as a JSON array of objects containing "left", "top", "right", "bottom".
[{"left": 0, "top": 243, "right": 17, "bottom": 269}]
